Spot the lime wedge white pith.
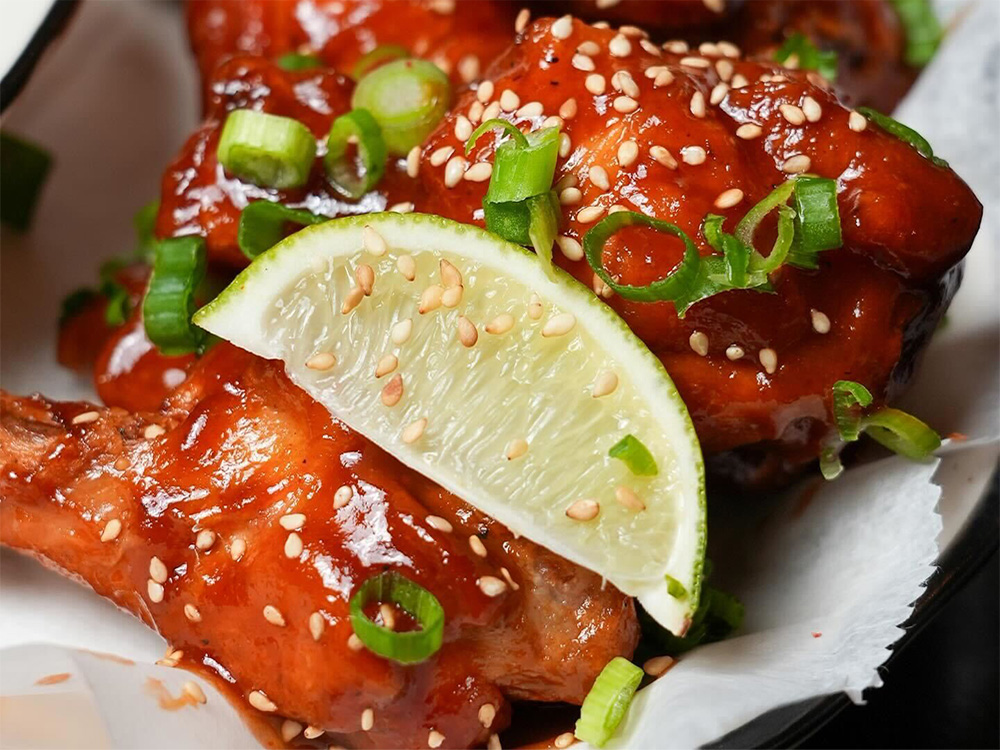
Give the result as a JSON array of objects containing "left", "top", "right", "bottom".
[{"left": 194, "top": 213, "right": 705, "bottom": 634}]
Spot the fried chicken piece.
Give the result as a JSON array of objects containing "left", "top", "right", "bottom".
[{"left": 1, "top": 343, "right": 639, "bottom": 748}]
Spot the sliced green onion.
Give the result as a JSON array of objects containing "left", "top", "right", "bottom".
[
  {"left": 276, "top": 52, "right": 322, "bottom": 71},
  {"left": 465, "top": 118, "right": 529, "bottom": 154},
  {"left": 889, "top": 0, "right": 942, "bottom": 67},
  {"left": 665, "top": 575, "right": 687, "bottom": 600},
  {"left": 832, "top": 379, "right": 873, "bottom": 442},
  {"left": 1, "top": 131, "right": 53, "bottom": 231},
  {"left": 749, "top": 206, "right": 796, "bottom": 275},
  {"left": 608, "top": 434, "right": 659, "bottom": 476},
  {"left": 734, "top": 181, "right": 796, "bottom": 249},
  {"left": 59, "top": 288, "right": 99, "bottom": 326},
  {"left": 574, "top": 657, "right": 644, "bottom": 748},
  {"left": 133, "top": 200, "right": 160, "bottom": 262},
  {"left": 323, "top": 108, "right": 387, "bottom": 199},
  {"left": 774, "top": 33, "right": 838, "bottom": 82},
  {"left": 217, "top": 109, "right": 317, "bottom": 189},
  {"left": 238, "top": 201, "right": 326, "bottom": 260},
  {"left": 352, "top": 44, "right": 410, "bottom": 81},
  {"left": 584, "top": 211, "right": 701, "bottom": 304},
  {"left": 527, "top": 191, "right": 560, "bottom": 273},
  {"left": 349, "top": 571, "right": 445, "bottom": 664},
  {"left": 862, "top": 408, "right": 941, "bottom": 460},
  {"left": 856, "top": 107, "right": 948, "bottom": 167},
  {"left": 468, "top": 122, "right": 559, "bottom": 204},
  {"left": 787, "top": 177, "right": 842, "bottom": 269},
  {"left": 143, "top": 236, "right": 207, "bottom": 356},
  {"left": 819, "top": 445, "right": 845, "bottom": 481},
  {"left": 352, "top": 59, "right": 451, "bottom": 155}
]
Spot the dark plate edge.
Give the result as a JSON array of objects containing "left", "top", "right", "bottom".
[{"left": 0, "top": 0, "right": 79, "bottom": 113}]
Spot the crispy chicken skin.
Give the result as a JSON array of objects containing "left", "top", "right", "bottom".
[
  {"left": 1, "top": 343, "right": 639, "bottom": 748},
  {"left": 146, "top": 17, "right": 980, "bottom": 484}
]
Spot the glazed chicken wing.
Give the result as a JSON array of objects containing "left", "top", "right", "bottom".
[{"left": 1, "top": 344, "right": 638, "bottom": 748}]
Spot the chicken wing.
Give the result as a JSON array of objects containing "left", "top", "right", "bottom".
[{"left": 1, "top": 343, "right": 639, "bottom": 748}]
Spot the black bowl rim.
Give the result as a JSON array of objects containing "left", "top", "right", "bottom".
[{"left": 0, "top": 0, "right": 79, "bottom": 112}]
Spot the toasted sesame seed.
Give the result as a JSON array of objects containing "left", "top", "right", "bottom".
[
  {"left": 566, "top": 499, "right": 600, "bottom": 521},
  {"left": 426, "top": 515, "right": 453, "bottom": 533},
  {"left": 545, "top": 116, "right": 566, "bottom": 131},
  {"left": 303, "top": 726, "right": 324, "bottom": 740},
  {"left": 482, "top": 101, "right": 501, "bottom": 122},
  {"left": 589, "top": 165, "right": 611, "bottom": 191},
  {"left": 640, "top": 38, "right": 662, "bottom": 56},
  {"left": 486, "top": 313, "right": 515, "bottom": 335},
  {"left": 309, "top": 611, "right": 325, "bottom": 641},
  {"left": 759, "top": 347, "right": 778, "bottom": 374},
  {"left": 577, "top": 40, "right": 601, "bottom": 56},
  {"left": 515, "top": 8, "right": 530, "bottom": 34},
  {"left": 680, "top": 56, "right": 711, "bottom": 69},
  {"left": 405, "top": 146, "right": 421, "bottom": 178},
  {"left": 479, "top": 703, "right": 497, "bottom": 728},
  {"left": 615, "top": 486, "right": 646, "bottom": 511},
  {"left": 379, "top": 602, "right": 397, "bottom": 630},
  {"left": 427, "top": 730, "right": 446, "bottom": 749},
  {"left": 644, "top": 65, "right": 666, "bottom": 79},
  {"left": 802, "top": 96, "right": 822, "bottom": 122},
  {"left": 556, "top": 235, "right": 584, "bottom": 261},
  {"left": 402, "top": 418, "right": 427, "bottom": 444},
  {"left": 477, "top": 80, "right": 495, "bottom": 105},
  {"left": 609, "top": 34, "right": 632, "bottom": 57},
  {"left": 849, "top": 110, "right": 867, "bottom": 132},
  {"left": 726, "top": 344, "right": 745, "bottom": 360},
  {"left": 505, "top": 438, "right": 529, "bottom": 460},
  {"left": 500, "top": 566, "right": 520, "bottom": 591},
  {"left": 699, "top": 41, "right": 720, "bottom": 56},
  {"left": 430, "top": 146, "right": 454, "bottom": 167},
  {"left": 716, "top": 58, "right": 734, "bottom": 81},
  {"left": 284, "top": 532, "right": 303, "bottom": 558},
  {"left": 282, "top": 720, "right": 304, "bottom": 742},
  {"left": 444, "top": 285, "right": 467, "bottom": 307},
  {"left": 559, "top": 98, "right": 578, "bottom": 119},
  {"left": 714, "top": 188, "right": 744, "bottom": 209},
  {"left": 469, "top": 535, "right": 488, "bottom": 558},
  {"left": 306, "top": 352, "right": 336, "bottom": 371},
  {"left": 381, "top": 374, "right": 404, "bottom": 407},
  {"left": 542, "top": 312, "right": 576, "bottom": 337},
  {"left": 689, "top": 331, "right": 709, "bottom": 356},
  {"left": 585, "top": 73, "right": 606, "bottom": 95},
  {"left": 811, "top": 309, "right": 831, "bottom": 334},
  {"left": 437, "top": 259, "right": 461, "bottom": 288},
  {"left": 391, "top": 318, "right": 413, "bottom": 344},
  {"left": 488, "top": 733, "right": 502, "bottom": 750},
  {"left": 559, "top": 132, "right": 572, "bottom": 158},
  {"left": 249, "top": 690, "right": 277, "bottom": 713},
  {"left": 555, "top": 732, "right": 575, "bottom": 749},
  {"left": 362, "top": 225, "right": 387, "bottom": 256},
  {"left": 395, "top": 254, "right": 416, "bottom": 282},
  {"left": 478, "top": 576, "right": 508, "bottom": 597},
  {"left": 560, "top": 186, "right": 582, "bottom": 205},
  {"left": 650, "top": 145, "right": 678, "bottom": 169},
  {"left": 348, "top": 633, "right": 364, "bottom": 651},
  {"left": 100, "top": 519, "right": 122, "bottom": 542},
  {"left": 149, "top": 556, "right": 168, "bottom": 584},
  {"left": 736, "top": 123, "right": 762, "bottom": 139},
  {"left": 682, "top": 146, "right": 707, "bottom": 165},
  {"left": 341, "top": 285, "right": 365, "bottom": 314},
  {"left": 263, "top": 605, "right": 285, "bottom": 627},
  {"left": 183, "top": 681, "right": 207, "bottom": 704},
  {"left": 144, "top": 424, "right": 166, "bottom": 439},
  {"left": 781, "top": 154, "right": 812, "bottom": 174},
  {"left": 653, "top": 69, "right": 675, "bottom": 87},
  {"left": 710, "top": 82, "right": 729, "bottom": 106},
  {"left": 458, "top": 54, "right": 480, "bottom": 83},
  {"left": 551, "top": 14, "right": 573, "bottom": 39},
  {"left": 689, "top": 90, "right": 707, "bottom": 118},
  {"left": 334, "top": 485, "right": 353, "bottom": 510},
  {"left": 613, "top": 96, "right": 638, "bottom": 113},
  {"left": 644, "top": 655, "right": 675, "bottom": 677},
  {"left": 593, "top": 273, "right": 613, "bottom": 298},
  {"left": 454, "top": 115, "right": 473, "bottom": 142},
  {"left": 470, "top": 101, "right": 485, "bottom": 124},
  {"left": 731, "top": 73, "right": 749, "bottom": 89},
  {"left": 528, "top": 292, "right": 544, "bottom": 319},
  {"left": 444, "top": 156, "right": 467, "bottom": 188},
  {"left": 184, "top": 603, "right": 202, "bottom": 622},
  {"left": 464, "top": 162, "right": 493, "bottom": 182},
  {"left": 147, "top": 580, "right": 164, "bottom": 603},
  {"left": 572, "top": 53, "right": 596, "bottom": 72},
  {"left": 718, "top": 40, "right": 740, "bottom": 57},
  {"left": 72, "top": 411, "right": 99, "bottom": 425},
  {"left": 375, "top": 353, "right": 398, "bottom": 378},
  {"left": 592, "top": 370, "right": 618, "bottom": 397},
  {"left": 361, "top": 708, "right": 375, "bottom": 731},
  {"left": 779, "top": 103, "right": 806, "bottom": 126},
  {"left": 499, "top": 89, "right": 520, "bottom": 112},
  {"left": 230, "top": 537, "right": 246, "bottom": 561},
  {"left": 576, "top": 205, "right": 605, "bottom": 224},
  {"left": 195, "top": 529, "right": 216, "bottom": 551},
  {"left": 618, "top": 140, "right": 639, "bottom": 167},
  {"left": 355, "top": 264, "right": 375, "bottom": 296},
  {"left": 419, "top": 284, "right": 445, "bottom": 314}
]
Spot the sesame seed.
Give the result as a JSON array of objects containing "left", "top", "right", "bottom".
[
  {"left": 619, "top": 24, "right": 647, "bottom": 39},
  {"left": 348, "top": 633, "right": 364, "bottom": 651},
  {"left": 577, "top": 40, "right": 601, "bottom": 56},
  {"left": 585, "top": 74, "right": 606, "bottom": 95},
  {"left": 479, "top": 703, "right": 497, "bottom": 728},
  {"left": 362, "top": 225, "right": 387, "bottom": 256},
  {"left": 650, "top": 145, "right": 678, "bottom": 169},
  {"left": 643, "top": 65, "right": 665, "bottom": 79},
  {"left": 618, "top": 140, "right": 639, "bottom": 167},
  {"left": 468, "top": 103, "right": 485, "bottom": 127},
  {"left": 402, "top": 418, "right": 427, "bottom": 444},
  {"left": 849, "top": 110, "right": 868, "bottom": 132},
  {"left": 576, "top": 205, "right": 605, "bottom": 224},
  {"left": 361, "top": 708, "right": 375, "bottom": 731},
  {"left": 613, "top": 96, "right": 638, "bottom": 113},
  {"left": 478, "top": 576, "right": 508, "bottom": 597},
  {"left": 379, "top": 603, "right": 397, "bottom": 630},
  {"left": 782, "top": 154, "right": 812, "bottom": 174},
  {"left": 454, "top": 115, "right": 473, "bottom": 142},
  {"left": 710, "top": 82, "right": 729, "bottom": 105},
  {"left": 528, "top": 293, "right": 543, "bottom": 320},
  {"left": 426, "top": 515, "right": 453, "bottom": 533},
  {"left": 147, "top": 580, "right": 164, "bottom": 603},
  {"left": 488, "top": 733, "right": 502, "bottom": 750},
  {"left": 419, "top": 284, "right": 445, "bottom": 314},
  {"left": 572, "top": 54, "right": 596, "bottom": 72},
  {"left": 477, "top": 81, "right": 495, "bottom": 105},
  {"left": 726, "top": 344, "right": 745, "bottom": 360},
  {"left": 195, "top": 529, "right": 216, "bottom": 550},
  {"left": 183, "top": 681, "right": 207, "bottom": 704},
  {"left": 284, "top": 532, "right": 303, "bottom": 558},
  {"left": 355, "top": 264, "right": 375, "bottom": 296},
  {"left": 486, "top": 313, "right": 515, "bottom": 335},
  {"left": 716, "top": 58, "right": 734, "bottom": 81},
  {"left": 718, "top": 41, "right": 740, "bottom": 57},
  {"left": 303, "top": 726, "right": 324, "bottom": 740},
  {"left": 428, "top": 731, "right": 445, "bottom": 749},
  {"left": 505, "top": 438, "right": 529, "bottom": 460},
  {"left": 144, "top": 425, "right": 166, "bottom": 439},
  {"left": 559, "top": 133, "right": 572, "bottom": 158},
  {"left": 458, "top": 54, "right": 480, "bottom": 84},
  {"left": 334, "top": 485, "right": 353, "bottom": 509},
  {"left": 500, "top": 566, "right": 520, "bottom": 591},
  {"left": 680, "top": 56, "right": 711, "bottom": 69},
  {"left": 611, "top": 70, "right": 639, "bottom": 98},
  {"left": 615, "top": 486, "right": 646, "bottom": 511},
  {"left": 499, "top": 89, "right": 520, "bottom": 112},
  {"left": 406, "top": 146, "right": 421, "bottom": 178},
  {"left": 515, "top": 8, "right": 530, "bottom": 34},
  {"left": 589, "top": 165, "right": 611, "bottom": 191},
  {"left": 664, "top": 39, "right": 689, "bottom": 54},
  {"left": 560, "top": 186, "right": 582, "bottom": 205},
  {"left": 430, "top": 146, "right": 454, "bottom": 167},
  {"left": 306, "top": 352, "right": 336, "bottom": 371},
  {"left": 555, "top": 732, "right": 576, "bottom": 749},
  {"left": 609, "top": 34, "right": 632, "bottom": 57},
  {"left": 449, "top": 315, "right": 478, "bottom": 348},
  {"left": 396, "top": 254, "right": 416, "bottom": 282},
  {"left": 482, "top": 101, "right": 501, "bottom": 122},
  {"left": 444, "top": 156, "right": 467, "bottom": 188},
  {"left": 391, "top": 318, "right": 413, "bottom": 344},
  {"left": 593, "top": 274, "right": 613, "bottom": 298},
  {"left": 681, "top": 146, "right": 707, "bottom": 165},
  {"left": 731, "top": 73, "right": 749, "bottom": 89},
  {"left": 375, "top": 353, "right": 398, "bottom": 378},
  {"left": 559, "top": 98, "right": 578, "bottom": 119},
  {"left": 759, "top": 347, "right": 778, "bottom": 374},
  {"left": 230, "top": 537, "right": 246, "bottom": 561},
  {"left": 184, "top": 603, "right": 202, "bottom": 622},
  {"left": 690, "top": 90, "right": 706, "bottom": 118},
  {"left": 282, "top": 721, "right": 303, "bottom": 742},
  {"left": 72, "top": 411, "right": 99, "bottom": 425},
  {"left": 249, "top": 690, "right": 277, "bottom": 713},
  {"left": 381, "top": 374, "right": 404, "bottom": 407},
  {"left": 309, "top": 611, "right": 324, "bottom": 641},
  {"left": 699, "top": 41, "right": 720, "bottom": 56},
  {"left": 556, "top": 235, "right": 584, "bottom": 261},
  {"left": 566, "top": 499, "right": 600, "bottom": 521},
  {"left": 811, "top": 309, "right": 831, "bottom": 334},
  {"left": 263, "top": 605, "right": 286, "bottom": 627},
  {"left": 640, "top": 38, "right": 662, "bottom": 56},
  {"left": 464, "top": 162, "right": 493, "bottom": 182},
  {"left": 736, "top": 123, "right": 762, "bottom": 139},
  {"left": 654, "top": 69, "right": 675, "bottom": 87},
  {"left": 390, "top": 201, "right": 416, "bottom": 214},
  {"left": 714, "top": 188, "right": 744, "bottom": 209},
  {"left": 551, "top": 14, "right": 573, "bottom": 39},
  {"left": 341, "top": 285, "right": 365, "bottom": 314},
  {"left": 101, "top": 519, "right": 122, "bottom": 542},
  {"left": 689, "top": 331, "right": 709, "bottom": 356},
  {"left": 779, "top": 103, "right": 806, "bottom": 126},
  {"left": 469, "top": 536, "right": 488, "bottom": 557},
  {"left": 592, "top": 370, "right": 618, "bottom": 397},
  {"left": 114, "top": 457, "right": 131, "bottom": 471},
  {"left": 149, "top": 556, "right": 168, "bottom": 584},
  {"left": 542, "top": 312, "right": 576, "bottom": 337},
  {"left": 643, "top": 655, "right": 676, "bottom": 677},
  {"left": 802, "top": 96, "right": 822, "bottom": 122}
]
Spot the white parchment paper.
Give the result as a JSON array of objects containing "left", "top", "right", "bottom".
[{"left": 1, "top": 1, "right": 997, "bottom": 748}]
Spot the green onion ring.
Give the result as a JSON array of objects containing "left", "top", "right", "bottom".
[
  {"left": 574, "top": 657, "right": 644, "bottom": 747},
  {"left": 832, "top": 379, "right": 874, "bottom": 442},
  {"left": 238, "top": 201, "right": 327, "bottom": 259},
  {"left": 349, "top": 571, "right": 445, "bottom": 664},
  {"left": 142, "top": 236, "right": 207, "bottom": 356},
  {"left": 323, "top": 108, "right": 387, "bottom": 199},
  {"left": 862, "top": 408, "right": 941, "bottom": 461},
  {"left": 465, "top": 118, "right": 529, "bottom": 155},
  {"left": 217, "top": 109, "right": 317, "bottom": 189}
]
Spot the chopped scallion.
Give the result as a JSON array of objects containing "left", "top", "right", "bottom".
[
  {"left": 276, "top": 52, "right": 322, "bottom": 71},
  {"left": 574, "top": 657, "right": 644, "bottom": 747},
  {"left": 238, "top": 201, "right": 327, "bottom": 259},
  {"left": 0, "top": 131, "right": 53, "bottom": 231},
  {"left": 774, "top": 33, "right": 838, "bottom": 82},
  {"left": 889, "top": 0, "right": 942, "bottom": 67},
  {"left": 323, "top": 108, "right": 387, "bottom": 199},
  {"left": 349, "top": 571, "right": 445, "bottom": 664},
  {"left": 142, "top": 236, "right": 207, "bottom": 356},
  {"left": 856, "top": 107, "right": 948, "bottom": 167},
  {"left": 217, "top": 109, "right": 317, "bottom": 189},
  {"left": 788, "top": 177, "right": 842, "bottom": 269},
  {"left": 609, "top": 434, "right": 659, "bottom": 476},
  {"left": 134, "top": 200, "right": 160, "bottom": 262},
  {"left": 665, "top": 575, "right": 687, "bottom": 600}
]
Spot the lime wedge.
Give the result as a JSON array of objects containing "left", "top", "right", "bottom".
[{"left": 195, "top": 213, "right": 705, "bottom": 634}]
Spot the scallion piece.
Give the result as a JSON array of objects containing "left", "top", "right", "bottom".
[
  {"left": 59, "top": 288, "right": 99, "bottom": 326},
  {"left": 774, "top": 33, "right": 838, "bottom": 82},
  {"left": 142, "top": 236, "right": 207, "bottom": 356},
  {"left": 352, "top": 44, "right": 410, "bottom": 81},
  {"left": 788, "top": 177, "right": 842, "bottom": 269},
  {"left": 323, "top": 108, "right": 387, "bottom": 199},
  {"left": 574, "top": 657, "right": 644, "bottom": 747},
  {"left": 862, "top": 407, "right": 941, "bottom": 461},
  {"left": 238, "top": 201, "right": 327, "bottom": 259},
  {"left": 889, "top": 0, "right": 942, "bottom": 67},
  {"left": 276, "top": 52, "right": 323, "bottom": 71},
  {"left": 217, "top": 109, "right": 317, "bottom": 189},
  {"left": 609, "top": 434, "right": 659, "bottom": 476},
  {"left": 665, "top": 575, "right": 687, "bottom": 600},
  {"left": 469, "top": 121, "right": 559, "bottom": 204},
  {"left": 1, "top": 131, "right": 53, "bottom": 231},
  {"left": 349, "top": 571, "right": 445, "bottom": 664},
  {"left": 527, "top": 191, "right": 560, "bottom": 272},
  {"left": 352, "top": 59, "right": 451, "bottom": 155},
  {"left": 856, "top": 107, "right": 948, "bottom": 167},
  {"left": 832, "top": 379, "right": 873, "bottom": 442},
  {"left": 99, "top": 258, "right": 131, "bottom": 327},
  {"left": 584, "top": 211, "right": 701, "bottom": 304},
  {"left": 134, "top": 200, "right": 160, "bottom": 262}
]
